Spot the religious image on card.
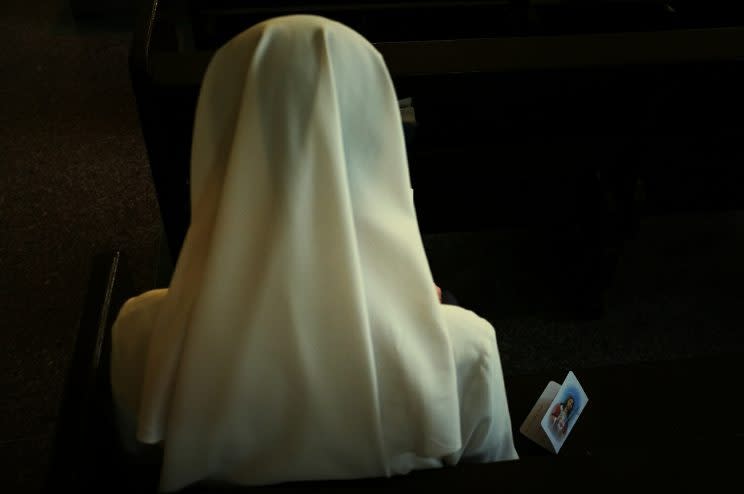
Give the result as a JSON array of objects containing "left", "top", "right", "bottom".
[{"left": 540, "top": 371, "right": 588, "bottom": 452}]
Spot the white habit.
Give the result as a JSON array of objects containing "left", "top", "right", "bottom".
[{"left": 110, "top": 15, "right": 518, "bottom": 491}]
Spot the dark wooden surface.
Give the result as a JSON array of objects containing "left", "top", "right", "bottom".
[
  {"left": 131, "top": 0, "right": 744, "bottom": 260},
  {"left": 507, "top": 356, "right": 744, "bottom": 459},
  {"left": 46, "top": 250, "right": 744, "bottom": 492}
]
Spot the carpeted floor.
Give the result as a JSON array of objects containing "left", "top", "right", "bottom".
[
  {"left": 2, "top": 2, "right": 743, "bottom": 493},
  {"left": 0, "top": 2, "right": 159, "bottom": 491}
]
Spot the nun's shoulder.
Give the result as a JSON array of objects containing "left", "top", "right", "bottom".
[
  {"left": 114, "top": 289, "right": 168, "bottom": 326},
  {"left": 439, "top": 305, "right": 496, "bottom": 337},
  {"left": 438, "top": 305, "right": 497, "bottom": 360}
]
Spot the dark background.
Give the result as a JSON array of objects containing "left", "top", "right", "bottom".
[
  {"left": 1, "top": 2, "right": 160, "bottom": 491},
  {"left": 2, "top": 1, "right": 743, "bottom": 492}
]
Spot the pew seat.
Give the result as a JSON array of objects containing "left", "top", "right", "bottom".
[{"left": 46, "top": 251, "right": 744, "bottom": 492}]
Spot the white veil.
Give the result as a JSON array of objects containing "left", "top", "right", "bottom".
[{"left": 136, "top": 15, "right": 462, "bottom": 491}]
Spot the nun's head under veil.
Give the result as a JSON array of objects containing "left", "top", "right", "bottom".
[{"left": 136, "top": 15, "right": 463, "bottom": 490}]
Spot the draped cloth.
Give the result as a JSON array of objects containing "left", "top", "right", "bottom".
[{"left": 118, "top": 15, "right": 516, "bottom": 491}]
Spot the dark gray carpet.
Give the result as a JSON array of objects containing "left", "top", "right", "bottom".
[
  {"left": 1, "top": 1, "right": 743, "bottom": 493},
  {"left": 0, "top": 2, "right": 158, "bottom": 491}
]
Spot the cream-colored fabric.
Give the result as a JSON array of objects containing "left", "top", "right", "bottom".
[
  {"left": 112, "top": 299, "right": 519, "bottom": 485},
  {"left": 111, "top": 15, "right": 517, "bottom": 491}
]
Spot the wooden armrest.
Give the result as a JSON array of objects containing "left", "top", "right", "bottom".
[{"left": 45, "top": 251, "right": 135, "bottom": 492}]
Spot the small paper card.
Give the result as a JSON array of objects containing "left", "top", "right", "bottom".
[
  {"left": 519, "top": 380, "right": 561, "bottom": 452},
  {"left": 520, "top": 371, "right": 588, "bottom": 453}
]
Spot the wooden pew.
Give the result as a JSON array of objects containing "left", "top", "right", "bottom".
[{"left": 130, "top": 1, "right": 744, "bottom": 261}]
